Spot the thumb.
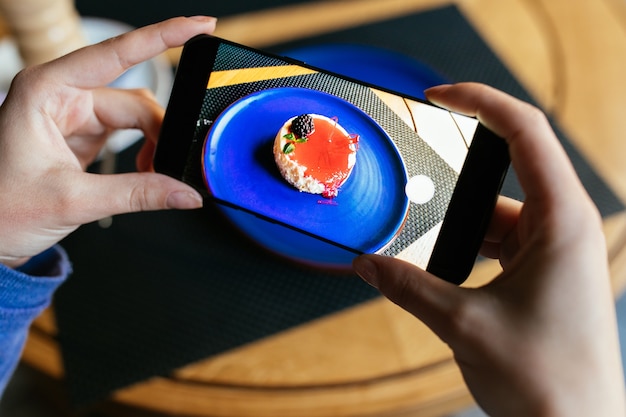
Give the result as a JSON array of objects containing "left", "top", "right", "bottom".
[
  {"left": 74, "top": 171, "right": 203, "bottom": 222},
  {"left": 352, "top": 254, "right": 470, "bottom": 343}
]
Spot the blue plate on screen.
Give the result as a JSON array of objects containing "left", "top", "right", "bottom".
[{"left": 203, "top": 87, "right": 409, "bottom": 268}]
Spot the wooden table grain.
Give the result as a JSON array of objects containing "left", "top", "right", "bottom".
[{"left": 11, "top": 0, "right": 626, "bottom": 416}]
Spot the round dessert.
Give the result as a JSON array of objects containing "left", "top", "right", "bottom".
[{"left": 273, "top": 113, "right": 358, "bottom": 198}]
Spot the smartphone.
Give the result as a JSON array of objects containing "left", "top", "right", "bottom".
[{"left": 154, "top": 35, "right": 509, "bottom": 284}]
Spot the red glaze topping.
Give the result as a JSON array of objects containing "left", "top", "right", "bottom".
[{"left": 286, "top": 117, "right": 358, "bottom": 198}]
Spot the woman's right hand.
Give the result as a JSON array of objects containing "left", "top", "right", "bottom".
[{"left": 353, "top": 83, "right": 626, "bottom": 417}]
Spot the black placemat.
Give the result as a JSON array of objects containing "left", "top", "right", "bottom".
[
  {"left": 54, "top": 4, "right": 625, "bottom": 407},
  {"left": 75, "top": 0, "right": 318, "bottom": 26}
]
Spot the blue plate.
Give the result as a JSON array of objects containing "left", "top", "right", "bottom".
[
  {"left": 203, "top": 87, "right": 409, "bottom": 267},
  {"left": 282, "top": 43, "right": 448, "bottom": 99}
]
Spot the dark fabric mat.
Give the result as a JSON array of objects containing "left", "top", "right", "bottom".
[
  {"left": 75, "top": 0, "right": 317, "bottom": 26},
  {"left": 54, "top": 4, "right": 625, "bottom": 407}
]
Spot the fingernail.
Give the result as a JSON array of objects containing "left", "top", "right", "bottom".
[
  {"left": 424, "top": 84, "right": 452, "bottom": 98},
  {"left": 166, "top": 190, "right": 203, "bottom": 209},
  {"left": 424, "top": 84, "right": 452, "bottom": 93},
  {"left": 352, "top": 255, "right": 380, "bottom": 289},
  {"left": 188, "top": 15, "right": 218, "bottom": 23}
]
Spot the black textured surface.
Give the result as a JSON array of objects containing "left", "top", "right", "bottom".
[
  {"left": 54, "top": 4, "right": 625, "bottom": 407},
  {"left": 75, "top": 0, "right": 317, "bottom": 26},
  {"left": 56, "top": 199, "right": 379, "bottom": 405}
]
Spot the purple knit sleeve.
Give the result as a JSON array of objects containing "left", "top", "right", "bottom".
[{"left": 0, "top": 246, "right": 70, "bottom": 397}]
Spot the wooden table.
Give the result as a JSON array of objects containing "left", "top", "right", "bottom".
[{"left": 11, "top": 0, "right": 626, "bottom": 416}]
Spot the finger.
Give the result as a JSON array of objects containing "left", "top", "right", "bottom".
[
  {"left": 483, "top": 196, "right": 521, "bottom": 244},
  {"left": 70, "top": 171, "right": 203, "bottom": 223},
  {"left": 136, "top": 139, "right": 156, "bottom": 172},
  {"left": 480, "top": 227, "right": 521, "bottom": 266},
  {"left": 352, "top": 254, "right": 470, "bottom": 343},
  {"left": 43, "top": 16, "right": 217, "bottom": 88},
  {"left": 64, "top": 88, "right": 164, "bottom": 168},
  {"left": 92, "top": 87, "right": 164, "bottom": 143},
  {"left": 425, "top": 83, "right": 584, "bottom": 206},
  {"left": 479, "top": 196, "right": 522, "bottom": 260},
  {"left": 479, "top": 241, "right": 501, "bottom": 260}
]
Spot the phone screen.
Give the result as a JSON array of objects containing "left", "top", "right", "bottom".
[{"left": 156, "top": 36, "right": 509, "bottom": 283}]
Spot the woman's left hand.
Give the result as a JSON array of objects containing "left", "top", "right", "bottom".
[{"left": 0, "top": 16, "right": 217, "bottom": 267}]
